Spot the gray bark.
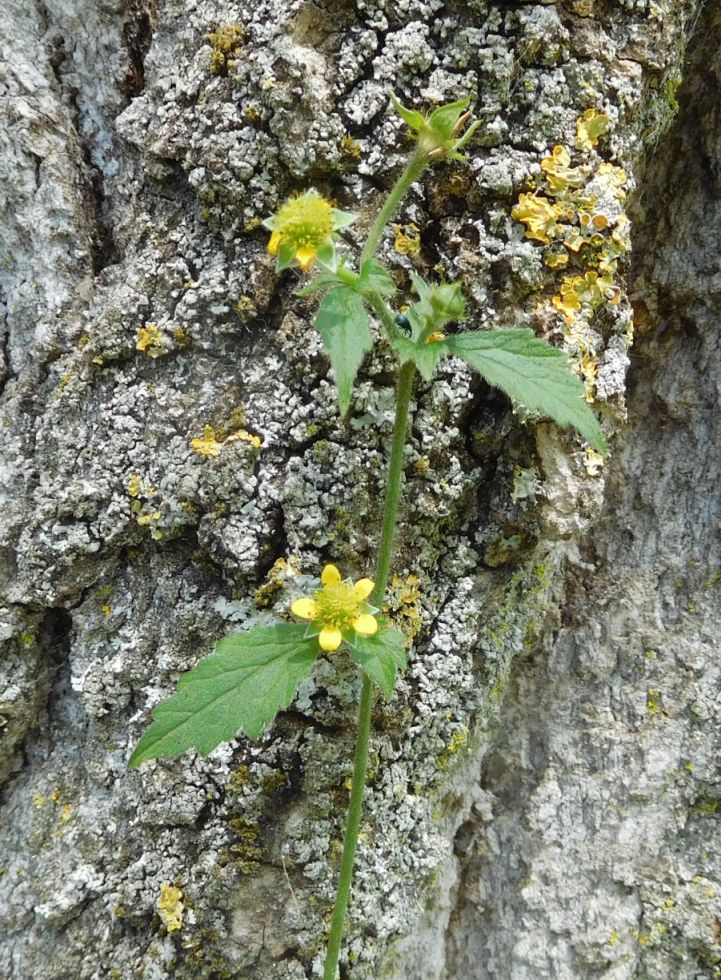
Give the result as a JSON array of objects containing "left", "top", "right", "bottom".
[{"left": 1, "top": 0, "right": 718, "bottom": 978}]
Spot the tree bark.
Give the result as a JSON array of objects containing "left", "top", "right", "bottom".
[{"left": 1, "top": 1, "right": 718, "bottom": 978}]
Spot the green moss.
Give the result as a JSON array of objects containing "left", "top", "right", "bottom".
[
  {"left": 646, "top": 689, "right": 661, "bottom": 715},
  {"left": 179, "top": 929, "right": 235, "bottom": 980},
  {"left": 260, "top": 769, "right": 286, "bottom": 793},
  {"left": 207, "top": 23, "right": 245, "bottom": 76},
  {"left": 489, "top": 674, "right": 508, "bottom": 704},
  {"left": 226, "top": 764, "right": 250, "bottom": 793},
  {"left": 437, "top": 727, "right": 469, "bottom": 770},
  {"left": 227, "top": 815, "right": 262, "bottom": 874},
  {"left": 312, "top": 439, "right": 332, "bottom": 462}
]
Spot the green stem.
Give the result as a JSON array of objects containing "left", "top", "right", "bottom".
[
  {"left": 371, "top": 360, "right": 416, "bottom": 606},
  {"left": 322, "top": 359, "right": 417, "bottom": 980},
  {"left": 361, "top": 149, "right": 428, "bottom": 266},
  {"left": 322, "top": 673, "right": 372, "bottom": 980}
]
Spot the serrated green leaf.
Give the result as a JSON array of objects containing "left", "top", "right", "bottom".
[
  {"left": 446, "top": 329, "right": 606, "bottom": 454},
  {"left": 392, "top": 334, "right": 448, "bottom": 380},
  {"left": 315, "top": 286, "right": 373, "bottom": 415},
  {"left": 357, "top": 260, "right": 395, "bottom": 299},
  {"left": 350, "top": 628, "right": 407, "bottom": 698},
  {"left": 128, "top": 624, "right": 318, "bottom": 767}
]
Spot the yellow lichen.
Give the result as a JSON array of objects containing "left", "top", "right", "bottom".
[
  {"left": 234, "top": 296, "right": 257, "bottom": 320},
  {"left": 584, "top": 449, "right": 605, "bottom": 476},
  {"left": 136, "top": 511, "right": 161, "bottom": 526},
  {"left": 158, "top": 883, "right": 184, "bottom": 932},
  {"left": 254, "top": 555, "right": 302, "bottom": 609},
  {"left": 576, "top": 108, "right": 611, "bottom": 151},
  {"left": 190, "top": 425, "right": 223, "bottom": 458},
  {"left": 384, "top": 573, "right": 423, "bottom": 644},
  {"left": 191, "top": 419, "right": 261, "bottom": 458},
  {"left": 136, "top": 324, "right": 167, "bottom": 358},
  {"left": 552, "top": 270, "right": 616, "bottom": 323},
  {"left": 512, "top": 193, "right": 567, "bottom": 244},
  {"left": 392, "top": 222, "right": 421, "bottom": 256},
  {"left": 127, "top": 474, "right": 142, "bottom": 498},
  {"left": 544, "top": 248, "right": 569, "bottom": 269},
  {"left": 540, "top": 145, "right": 588, "bottom": 194},
  {"left": 243, "top": 104, "right": 262, "bottom": 124}
]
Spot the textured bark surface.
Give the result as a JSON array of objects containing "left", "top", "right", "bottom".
[{"left": 1, "top": 1, "right": 717, "bottom": 978}]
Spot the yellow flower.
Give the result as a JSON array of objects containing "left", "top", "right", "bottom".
[
  {"left": 291, "top": 564, "right": 378, "bottom": 652},
  {"left": 262, "top": 190, "right": 357, "bottom": 272}
]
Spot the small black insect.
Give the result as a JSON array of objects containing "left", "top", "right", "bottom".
[{"left": 394, "top": 314, "right": 412, "bottom": 335}]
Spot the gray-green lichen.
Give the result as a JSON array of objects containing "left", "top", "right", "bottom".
[{"left": 0, "top": 0, "right": 709, "bottom": 977}]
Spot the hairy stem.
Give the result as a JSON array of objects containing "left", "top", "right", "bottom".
[
  {"left": 361, "top": 149, "right": 428, "bottom": 266},
  {"left": 322, "top": 359, "right": 417, "bottom": 979}
]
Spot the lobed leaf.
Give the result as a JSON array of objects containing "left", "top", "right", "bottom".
[
  {"left": 350, "top": 628, "right": 407, "bottom": 698},
  {"left": 392, "top": 333, "right": 448, "bottom": 381},
  {"left": 357, "top": 260, "right": 396, "bottom": 299},
  {"left": 128, "top": 624, "right": 319, "bottom": 767}
]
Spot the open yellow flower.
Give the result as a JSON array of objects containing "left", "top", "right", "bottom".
[
  {"left": 262, "top": 190, "right": 357, "bottom": 272},
  {"left": 291, "top": 564, "right": 378, "bottom": 652}
]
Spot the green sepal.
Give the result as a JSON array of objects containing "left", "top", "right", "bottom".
[
  {"left": 357, "top": 260, "right": 395, "bottom": 299},
  {"left": 276, "top": 239, "right": 296, "bottom": 271},
  {"left": 316, "top": 238, "right": 337, "bottom": 270},
  {"left": 128, "top": 624, "right": 320, "bottom": 767},
  {"left": 298, "top": 272, "right": 347, "bottom": 297},
  {"left": 331, "top": 208, "right": 359, "bottom": 230},
  {"left": 427, "top": 95, "right": 472, "bottom": 143},
  {"left": 315, "top": 286, "right": 374, "bottom": 415},
  {"left": 390, "top": 92, "right": 426, "bottom": 133},
  {"left": 449, "top": 119, "right": 481, "bottom": 157},
  {"left": 410, "top": 274, "right": 465, "bottom": 327},
  {"left": 298, "top": 261, "right": 359, "bottom": 297},
  {"left": 392, "top": 333, "right": 448, "bottom": 381},
  {"left": 445, "top": 329, "right": 607, "bottom": 454},
  {"left": 350, "top": 627, "right": 407, "bottom": 698}
]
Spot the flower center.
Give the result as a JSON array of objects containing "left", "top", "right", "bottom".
[
  {"left": 313, "top": 582, "right": 359, "bottom": 628},
  {"left": 275, "top": 192, "right": 334, "bottom": 250}
]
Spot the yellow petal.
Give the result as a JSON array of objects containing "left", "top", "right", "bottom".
[
  {"left": 352, "top": 614, "right": 378, "bottom": 636},
  {"left": 267, "top": 231, "right": 282, "bottom": 256},
  {"left": 318, "top": 626, "right": 343, "bottom": 651},
  {"left": 291, "top": 597, "right": 317, "bottom": 620},
  {"left": 353, "top": 578, "right": 374, "bottom": 602},
  {"left": 321, "top": 564, "right": 341, "bottom": 587},
  {"left": 296, "top": 245, "right": 316, "bottom": 270}
]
